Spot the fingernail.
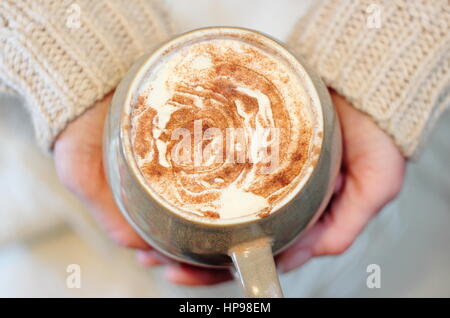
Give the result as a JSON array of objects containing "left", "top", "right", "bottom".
[
  {"left": 165, "top": 264, "right": 189, "bottom": 285},
  {"left": 136, "top": 251, "right": 161, "bottom": 266},
  {"left": 334, "top": 174, "right": 343, "bottom": 194},
  {"left": 136, "top": 250, "right": 173, "bottom": 266},
  {"left": 279, "top": 250, "right": 312, "bottom": 273},
  {"left": 151, "top": 251, "right": 174, "bottom": 264}
]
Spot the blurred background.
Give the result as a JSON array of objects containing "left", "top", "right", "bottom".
[{"left": 0, "top": 0, "right": 449, "bottom": 297}]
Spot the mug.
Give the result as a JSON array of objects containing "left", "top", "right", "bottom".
[{"left": 103, "top": 27, "right": 342, "bottom": 297}]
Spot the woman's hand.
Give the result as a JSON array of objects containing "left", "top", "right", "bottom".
[
  {"left": 54, "top": 92, "right": 149, "bottom": 250},
  {"left": 54, "top": 91, "right": 233, "bottom": 285},
  {"left": 276, "top": 91, "right": 406, "bottom": 271},
  {"left": 54, "top": 89, "right": 405, "bottom": 285}
]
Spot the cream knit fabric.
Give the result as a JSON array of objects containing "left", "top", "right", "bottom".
[
  {"left": 0, "top": 0, "right": 174, "bottom": 151},
  {"left": 1, "top": 1, "right": 449, "bottom": 157},
  {"left": 289, "top": 0, "right": 450, "bottom": 158}
]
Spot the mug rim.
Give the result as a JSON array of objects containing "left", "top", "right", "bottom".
[{"left": 119, "top": 26, "right": 325, "bottom": 227}]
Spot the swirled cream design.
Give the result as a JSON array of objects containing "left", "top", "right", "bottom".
[{"left": 130, "top": 38, "right": 320, "bottom": 220}]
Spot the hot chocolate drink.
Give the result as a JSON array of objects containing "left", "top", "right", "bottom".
[{"left": 129, "top": 34, "right": 322, "bottom": 221}]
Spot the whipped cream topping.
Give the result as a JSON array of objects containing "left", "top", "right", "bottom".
[{"left": 130, "top": 37, "right": 321, "bottom": 221}]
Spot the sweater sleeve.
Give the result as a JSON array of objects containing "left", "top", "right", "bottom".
[
  {"left": 288, "top": 0, "right": 450, "bottom": 158},
  {"left": 0, "top": 0, "right": 174, "bottom": 152}
]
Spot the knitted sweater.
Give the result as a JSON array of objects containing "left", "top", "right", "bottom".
[
  {"left": 289, "top": 0, "right": 450, "bottom": 157},
  {"left": 0, "top": 0, "right": 449, "bottom": 157},
  {"left": 0, "top": 0, "right": 174, "bottom": 151}
]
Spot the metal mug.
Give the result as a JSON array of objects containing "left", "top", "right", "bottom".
[{"left": 103, "top": 27, "right": 342, "bottom": 298}]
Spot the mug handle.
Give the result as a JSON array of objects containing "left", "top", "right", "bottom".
[{"left": 229, "top": 237, "right": 283, "bottom": 298}]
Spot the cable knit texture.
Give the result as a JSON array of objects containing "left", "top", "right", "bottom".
[
  {"left": 289, "top": 0, "right": 450, "bottom": 158},
  {"left": 0, "top": 0, "right": 174, "bottom": 151}
]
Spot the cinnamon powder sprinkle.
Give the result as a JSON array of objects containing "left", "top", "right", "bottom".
[{"left": 129, "top": 37, "right": 320, "bottom": 220}]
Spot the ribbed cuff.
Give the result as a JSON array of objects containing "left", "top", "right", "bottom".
[
  {"left": 0, "top": 0, "right": 174, "bottom": 152},
  {"left": 288, "top": 0, "right": 450, "bottom": 158}
]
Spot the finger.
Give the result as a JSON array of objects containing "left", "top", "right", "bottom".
[
  {"left": 304, "top": 91, "right": 404, "bottom": 254},
  {"left": 165, "top": 264, "right": 233, "bottom": 286},
  {"left": 74, "top": 159, "right": 150, "bottom": 249},
  {"left": 58, "top": 155, "right": 149, "bottom": 249},
  {"left": 87, "top": 166, "right": 151, "bottom": 250},
  {"left": 278, "top": 168, "right": 393, "bottom": 273},
  {"left": 55, "top": 93, "right": 150, "bottom": 250},
  {"left": 276, "top": 172, "right": 343, "bottom": 271},
  {"left": 278, "top": 91, "right": 405, "bottom": 273},
  {"left": 334, "top": 172, "right": 344, "bottom": 194},
  {"left": 276, "top": 249, "right": 312, "bottom": 272},
  {"left": 137, "top": 250, "right": 173, "bottom": 266}
]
